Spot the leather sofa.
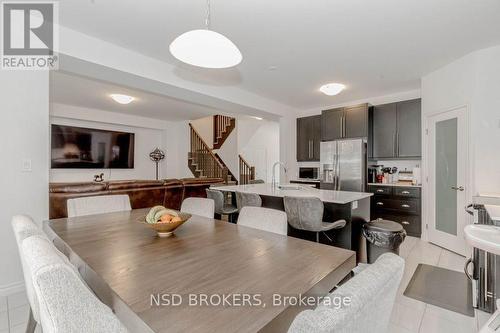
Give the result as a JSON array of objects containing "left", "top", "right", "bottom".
[{"left": 49, "top": 178, "right": 224, "bottom": 219}]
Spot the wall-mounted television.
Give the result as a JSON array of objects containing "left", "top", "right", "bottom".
[{"left": 51, "top": 124, "right": 135, "bottom": 169}]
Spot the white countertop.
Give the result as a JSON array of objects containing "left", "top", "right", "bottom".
[
  {"left": 211, "top": 183, "right": 373, "bottom": 204},
  {"left": 368, "top": 182, "right": 421, "bottom": 188}
]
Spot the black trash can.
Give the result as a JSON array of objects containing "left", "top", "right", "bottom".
[{"left": 362, "top": 219, "right": 407, "bottom": 264}]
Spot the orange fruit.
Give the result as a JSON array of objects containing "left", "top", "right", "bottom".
[{"left": 160, "top": 214, "right": 173, "bottom": 223}]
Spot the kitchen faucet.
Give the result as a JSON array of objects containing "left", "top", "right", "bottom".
[{"left": 272, "top": 162, "right": 287, "bottom": 188}]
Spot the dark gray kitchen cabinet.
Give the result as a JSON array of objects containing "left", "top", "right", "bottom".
[
  {"left": 297, "top": 115, "right": 321, "bottom": 161},
  {"left": 321, "top": 108, "right": 343, "bottom": 141},
  {"left": 371, "top": 103, "right": 397, "bottom": 159},
  {"left": 397, "top": 99, "right": 422, "bottom": 158},
  {"left": 321, "top": 104, "right": 369, "bottom": 141},
  {"left": 370, "top": 98, "right": 421, "bottom": 159},
  {"left": 344, "top": 104, "right": 369, "bottom": 139}
]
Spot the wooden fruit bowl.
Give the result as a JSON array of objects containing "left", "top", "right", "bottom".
[{"left": 140, "top": 212, "right": 192, "bottom": 238}]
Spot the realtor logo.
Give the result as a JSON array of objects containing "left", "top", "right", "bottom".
[{"left": 1, "top": 1, "right": 58, "bottom": 70}]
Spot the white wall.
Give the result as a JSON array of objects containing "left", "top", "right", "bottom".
[
  {"left": 50, "top": 103, "right": 192, "bottom": 181},
  {"left": 0, "top": 71, "right": 49, "bottom": 295},
  {"left": 190, "top": 116, "right": 213, "bottom": 149},
  {"left": 421, "top": 45, "right": 500, "bottom": 196},
  {"left": 238, "top": 118, "right": 280, "bottom": 183}
]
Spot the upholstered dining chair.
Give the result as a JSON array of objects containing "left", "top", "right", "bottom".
[
  {"left": 180, "top": 197, "right": 215, "bottom": 218},
  {"left": 288, "top": 253, "right": 404, "bottom": 333},
  {"left": 22, "top": 235, "right": 128, "bottom": 333},
  {"left": 283, "top": 196, "right": 346, "bottom": 243},
  {"left": 67, "top": 194, "right": 131, "bottom": 217},
  {"left": 235, "top": 191, "right": 262, "bottom": 211},
  {"left": 237, "top": 207, "right": 288, "bottom": 235},
  {"left": 206, "top": 189, "right": 238, "bottom": 222},
  {"left": 11, "top": 215, "right": 48, "bottom": 333}
]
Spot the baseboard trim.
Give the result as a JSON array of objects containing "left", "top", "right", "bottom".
[{"left": 0, "top": 281, "right": 25, "bottom": 296}]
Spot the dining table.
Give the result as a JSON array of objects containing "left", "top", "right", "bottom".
[{"left": 43, "top": 208, "right": 356, "bottom": 333}]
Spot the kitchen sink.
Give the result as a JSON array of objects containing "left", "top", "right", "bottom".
[{"left": 278, "top": 184, "right": 303, "bottom": 190}]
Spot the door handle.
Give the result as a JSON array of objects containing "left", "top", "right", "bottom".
[
  {"left": 401, "top": 204, "right": 410, "bottom": 208},
  {"left": 376, "top": 202, "right": 384, "bottom": 206},
  {"left": 401, "top": 221, "right": 410, "bottom": 225},
  {"left": 401, "top": 190, "right": 410, "bottom": 195},
  {"left": 340, "top": 116, "right": 343, "bottom": 138},
  {"left": 376, "top": 189, "right": 384, "bottom": 193},
  {"left": 393, "top": 132, "right": 397, "bottom": 157},
  {"left": 451, "top": 186, "right": 465, "bottom": 191}
]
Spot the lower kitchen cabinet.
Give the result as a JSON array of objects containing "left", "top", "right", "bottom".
[{"left": 368, "top": 185, "right": 422, "bottom": 237}]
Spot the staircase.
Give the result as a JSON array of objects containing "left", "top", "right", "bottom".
[
  {"left": 189, "top": 124, "right": 229, "bottom": 182},
  {"left": 213, "top": 115, "right": 236, "bottom": 149},
  {"left": 239, "top": 155, "right": 256, "bottom": 185}
]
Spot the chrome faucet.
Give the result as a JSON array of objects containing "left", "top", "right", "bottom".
[{"left": 272, "top": 162, "right": 287, "bottom": 188}]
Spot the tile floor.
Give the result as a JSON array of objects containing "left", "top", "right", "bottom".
[
  {"left": 0, "top": 291, "right": 40, "bottom": 333},
  {"left": 0, "top": 237, "right": 489, "bottom": 333},
  {"left": 389, "top": 236, "right": 481, "bottom": 333}
]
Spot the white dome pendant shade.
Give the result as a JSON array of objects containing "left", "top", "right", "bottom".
[{"left": 169, "top": 29, "right": 242, "bottom": 69}]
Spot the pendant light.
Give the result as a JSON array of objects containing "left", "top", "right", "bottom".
[{"left": 169, "top": 0, "right": 242, "bottom": 69}]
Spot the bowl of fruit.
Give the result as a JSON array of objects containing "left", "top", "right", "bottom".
[{"left": 141, "top": 206, "right": 191, "bottom": 238}]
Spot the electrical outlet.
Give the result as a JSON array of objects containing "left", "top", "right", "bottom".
[{"left": 22, "top": 159, "right": 32, "bottom": 172}]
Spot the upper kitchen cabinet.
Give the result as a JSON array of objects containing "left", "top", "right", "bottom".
[
  {"left": 321, "top": 104, "right": 369, "bottom": 141},
  {"left": 370, "top": 98, "right": 421, "bottom": 159},
  {"left": 321, "top": 107, "right": 343, "bottom": 141},
  {"left": 297, "top": 115, "right": 321, "bottom": 161},
  {"left": 397, "top": 99, "right": 422, "bottom": 158}
]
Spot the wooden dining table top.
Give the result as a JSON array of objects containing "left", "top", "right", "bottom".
[{"left": 44, "top": 208, "right": 356, "bottom": 333}]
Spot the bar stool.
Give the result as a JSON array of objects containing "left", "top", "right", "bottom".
[
  {"left": 284, "top": 196, "right": 346, "bottom": 243},
  {"left": 206, "top": 189, "right": 238, "bottom": 222},
  {"left": 235, "top": 191, "right": 262, "bottom": 211}
]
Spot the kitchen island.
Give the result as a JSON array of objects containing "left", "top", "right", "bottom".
[{"left": 211, "top": 183, "right": 373, "bottom": 260}]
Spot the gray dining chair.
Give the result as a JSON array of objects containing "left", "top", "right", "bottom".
[
  {"left": 67, "top": 194, "right": 131, "bottom": 217},
  {"left": 22, "top": 236, "right": 128, "bottom": 333},
  {"left": 11, "top": 215, "right": 48, "bottom": 333},
  {"left": 283, "top": 196, "right": 346, "bottom": 243},
  {"left": 181, "top": 197, "right": 215, "bottom": 218},
  {"left": 235, "top": 191, "right": 262, "bottom": 211},
  {"left": 288, "top": 253, "right": 404, "bottom": 333},
  {"left": 248, "top": 179, "right": 265, "bottom": 184},
  {"left": 237, "top": 207, "right": 288, "bottom": 235},
  {"left": 206, "top": 189, "right": 238, "bottom": 222}
]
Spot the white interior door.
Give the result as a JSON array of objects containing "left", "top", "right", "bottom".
[{"left": 427, "top": 106, "right": 469, "bottom": 255}]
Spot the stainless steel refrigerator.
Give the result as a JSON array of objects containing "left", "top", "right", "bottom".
[{"left": 320, "top": 139, "right": 366, "bottom": 191}]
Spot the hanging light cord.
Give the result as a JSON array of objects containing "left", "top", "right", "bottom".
[{"left": 205, "top": 0, "right": 211, "bottom": 30}]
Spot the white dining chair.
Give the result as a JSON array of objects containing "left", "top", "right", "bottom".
[
  {"left": 11, "top": 215, "right": 48, "bottom": 333},
  {"left": 67, "top": 194, "right": 131, "bottom": 217},
  {"left": 288, "top": 253, "right": 405, "bottom": 333},
  {"left": 180, "top": 197, "right": 215, "bottom": 218},
  {"left": 22, "top": 235, "right": 128, "bottom": 333},
  {"left": 237, "top": 206, "right": 288, "bottom": 235}
]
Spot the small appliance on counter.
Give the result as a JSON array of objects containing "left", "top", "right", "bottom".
[
  {"left": 298, "top": 167, "right": 319, "bottom": 180},
  {"left": 368, "top": 165, "right": 383, "bottom": 183}
]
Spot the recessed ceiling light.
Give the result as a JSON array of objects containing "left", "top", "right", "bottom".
[
  {"left": 252, "top": 116, "right": 263, "bottom": 120},
  {"left": 110, "top": 94, "right": 135, "bottom": 105},
  {"left": 319, "top": 83, "right": 346, "bottom": 96}
]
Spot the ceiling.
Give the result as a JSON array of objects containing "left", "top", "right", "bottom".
[
  {"left": 50, "top": 72, "right": 220, "bottom": 121},
  {"left": 59, "top": 0, "right": 500, "bottom": 110}
]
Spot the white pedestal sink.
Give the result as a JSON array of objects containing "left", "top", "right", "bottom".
[
  {"left": 464, "top": 224, "right": 500, "bottom": 256},
  {"left": 464, "top": 205, "right": 500, "bottom": 332}
]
